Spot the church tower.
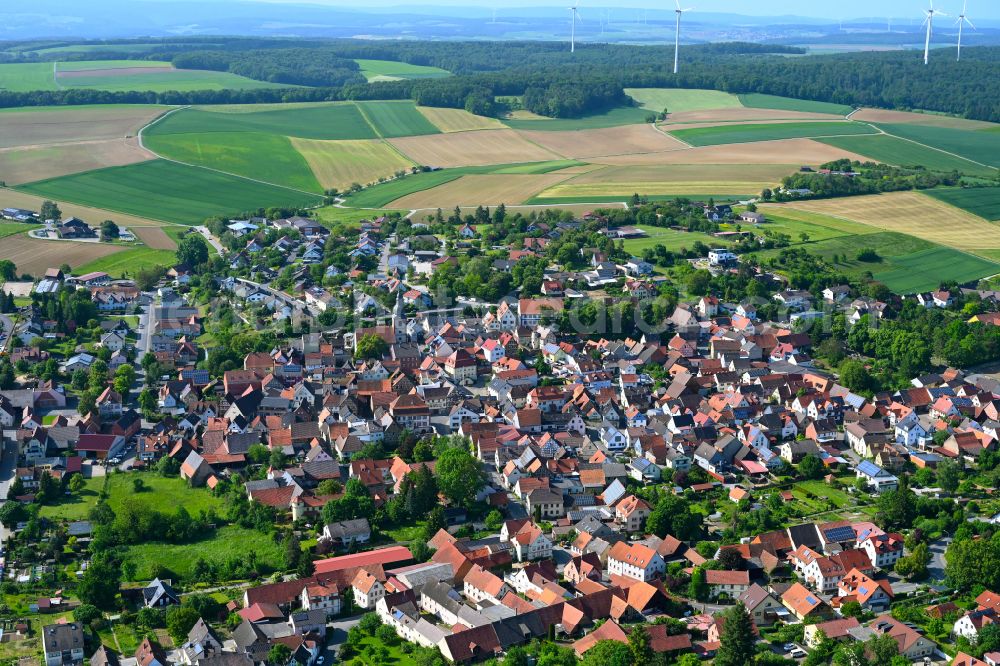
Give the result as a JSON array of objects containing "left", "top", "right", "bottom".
[{"left": 392, "top": 289, "right": 407, "bottom": 343}]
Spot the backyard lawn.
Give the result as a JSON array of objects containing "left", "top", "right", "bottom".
[{"left": 38, "top": 476, "right": 105, "bottom": 521}]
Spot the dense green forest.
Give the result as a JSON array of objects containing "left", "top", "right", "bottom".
[{"left": 1, "top": 37, "right": 999, "bottom": 121}]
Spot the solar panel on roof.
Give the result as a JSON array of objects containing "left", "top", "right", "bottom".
[
  {"left": 824, "top": 526, "right": 856, "bottom": 542},
  {"left": 806, "top": 595, "right": 818, "bottom": 604},
  {"left": 859, "top": 586, "right": 869, "bottom": 595}
]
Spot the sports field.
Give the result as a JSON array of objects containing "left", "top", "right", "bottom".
[
  {"left": 416, "top": 107, "right": 506, "bottom": 133},
  {"left": 355, "top": 59, "right": 450, "bottom": 82},
  {"left": 0, "top": 140, "right": 154, "bottom": 185},
  {"left": 355, "top": 101, "right": 441, "bottom": 138},
  {"left": 18, "top": 160, "right": 325, "bottom": 225},
  {"left": 145, "top": 104, "right": 378, "bottom": 141},
  {"left": 389, "top": 129, "right": 560, "bottom": 167},
  {"left": 923, "top": 187, "right": 1000, "bottom": 222},
  {"left": 669, "top": 121, "right": 877, "bottom": 146},
  {"left": 774, "top": 192, "right": 1000, "bottom": 253},
  {"left": 738, "top": 93, "right": 854, "bottom": 116},
  {"left": 0, "top": 235, "right": 126, "bottom": 277},
  {"left": 625, "top": 88, "right": 742, "bottom": 113},
  {"left": 874, "top": 123, "right": 1000, "bottom": 169},
  {"left": 291, "top": 138, "right": 415, "bottom": 191},
  {"left": 520, "top": 125, "right": 686, "bottom": 159},
  {"left": 0, "top": 105, "right": 167, "bottom": 149},
  {"left": 816, "top": 134, "right": 995, "bottom": 176},
  {"left": 143, "top": 131, "right": 322, "bottom": 193}
]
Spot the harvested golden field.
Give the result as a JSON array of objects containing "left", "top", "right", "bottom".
[
  {"left": 0, "top": 105, "right": 166, "bottom": 149},
  {"left": 291, "top": 138, "right": 415, "bottom": 191},
  {"left": 416, "top": 107, "right": 505, "bottom": 132},
  {"left": 389, "top": 129, "right": 560, "bottom": 167},
  {"left": 777, "top": 191, "right": 1000, "bottom": 252},
  {"left": 389, "top": 174, "right": 572, "bottom": 209},
  {"left": 519, "top": 125, "right": 686, "bottom": 159},
  {"left": 0, "top": 187, "right": 173, "bottom": 227},
  {"left": 850, "top": 108, "right": 996, "bottom": 130},
  {"left": 595, "top": 138, "right": 871, "bottom": 166},
  {"left": 0, "top": 140, "right": 154, "bottom": 185},
  {"left": 0, "top": 235, "right": 126, "bottom": 277},
  {"left": 537, "top": 164, "right": 791, "bottom": 198},
  {"left": 661, "top": 107, "right": 844, "bottom": 125},
  {"left": 132, "top": 226, "right": 177, "bottom": 250}
]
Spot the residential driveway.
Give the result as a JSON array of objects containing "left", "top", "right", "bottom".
[{"left": 927, "top": 536, "right": 952, "bottom": 590}]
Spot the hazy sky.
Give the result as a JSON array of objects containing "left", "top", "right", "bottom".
[{"left": 252, "top": 0, "right": 999, "bottom": 21}]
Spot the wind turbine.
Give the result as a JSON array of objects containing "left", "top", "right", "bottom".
[
  {"left": 921, "top": 0, "right": 947, "bottom": 65},
  {"left": 955, "top": 0, "right": 975, "bottom": 61},
  {"left": 569, "top": 6, "right": 582, "bottom": 53},
  {"left": 673, "top": 0, "right": 693, "bottom": 74}
]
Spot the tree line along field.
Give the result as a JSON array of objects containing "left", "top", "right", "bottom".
[{"left": 17, "top": 160, "right": 324, "bottom": 225}]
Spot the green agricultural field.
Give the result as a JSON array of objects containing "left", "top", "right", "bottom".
[
  {"left": 670, "top": 121, "right": 876, "bottom": 146},
  {"left": 58, "top": 67, "right": 286, "bottom": 93},
  {"left": 0, "top": 62, "right": 57, "bottom": 91},
  {"left": 924, "top": 187, "right": 1000, "bottom": 221},
  {"left": 738, "top": 93, "right": 854, "bottom": 116},
  {"left": 753, "top": 230, "right": 998, "bottom": 293},
  {"left": 625, "top": 88, "right": 743, "bottom": 113},
  {"left": 355, "top": 58, "right": 450, "bottom": 81},
  {"left": 356, "top": 101, "right": 441, "bottom": 138},
  {"left": 144, "top": 131, "right": 322, "bottom": 192},
  {"left": 816, "top": 134, "right": 995, "bottom": 176},
  {"left": 19, "top": 160, "right": 324, "bottom": 225},
  {"left": 758, "top": 209, "right": 875, "bottom": 242},
  {"left": 125, "top": 525, "right": 284, "bottom": 582},
  {"left": 491, "top": 160, "right": 584, "bottom": 174},
  {"left": 146, "top": 104, "right": 377, "bottom": 141},
  {"left": 55, "top": 59, "right": 172, "bottom": 71},
  {"left": 877, "top": 123, "right": 1000, "bottom": 169},
  {"left": 873, "top": 247, "right": 1000, "bottom": 293},
  {"left": 502, "top": 105, "right": 652, "bottom": 131},
  {"left": 0, "top": 223, "right": 38, "bottom": 238},
  {"left": 73, "top": 247, "right": 179, "bottom": 278}
]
